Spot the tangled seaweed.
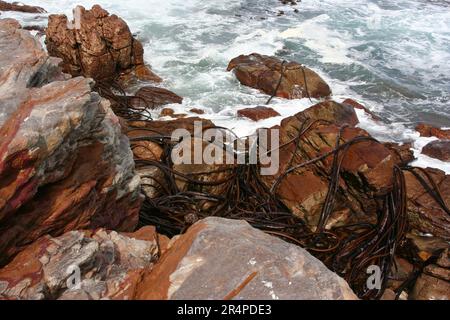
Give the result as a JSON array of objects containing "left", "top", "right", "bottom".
[{"left": 97, "top": 76, "right": 446, "bottom": 300}]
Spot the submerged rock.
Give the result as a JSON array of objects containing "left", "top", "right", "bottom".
[
  {"left": 227, "top": 53, "right": 331, "bottom": 99},
  {"left": 0, "top": 19, "right": 141, "bottom": 266},
  {"left": 45, "top": 5, "right": 161, "bottom": 84},
  {"left": 135, "top": 217, "right": 358, "bottom": 300}
]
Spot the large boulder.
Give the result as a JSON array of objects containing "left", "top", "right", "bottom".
[
  {"left": 45, "top": 5, "right": 161, "bottom": 84},
  {"left": 261, "top": 101, "right": 398, "bottom": 228},
  {"left": 135, "top": 217, "right": 357, "bottom": 300},
  {"left": 0, "top": 19, "right": 141, "bottom": 266},
  {"left": 0, "top": 226, "right": 166, "bottom": 300},
  {"left": 227, "top": 53, "right": 331, "bottom": 100},
  {"left": 422, "top": 140, "right": 450, "bottom": 162}
]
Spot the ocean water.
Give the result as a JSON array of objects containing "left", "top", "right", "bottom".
[{"left": 3, "top": 0, "right": 449, "bottom": 172}]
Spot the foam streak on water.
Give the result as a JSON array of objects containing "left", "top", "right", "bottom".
[{"left": 4, "top": 0, "right": 450, "bottom": 172}]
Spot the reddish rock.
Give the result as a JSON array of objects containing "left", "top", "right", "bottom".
[
  {"left": 422, "top": 140, "right": 450, "bottom": 162},
  {"left": 342, "top": 98, "right": 381, "bottom": 121},
  {"left": 383, "top": 142, "right": 415, "bottom": 166},
  {"left": 0, "top": 226, "right": 166, "bottom": 300},
  {"left": 131, "top": 86, "right": 183, "bottom": 109},
  {"left": 0, "top": 20, "right": 141, "bottom": 266},
  {"left": 135, "top": 217, "right": 357, "bottom": 300},
  {"left": 160, "top": 107, "right": 175, "bottom": 117},
  {"left": 416, "top": 124, "right": 450, "bottom": 140},
  {"left": 45, "top": 5, "right": 161, "bottom": 84},
  {"left": 404, "top": 168, "right": 450, "bottom": 240},
  {"left": 227, "top": 53, "right": 331, "bottom": 99},
  {"left": 410, "top": 272, "right": 450, "bottom": 300},
  {"left": 189, "top": 108, "right": 205, "bottom": 115},
  {"left": 237, "top": 106, "right": 281, "bottom": 121},
  {"left": 261, "top": 101, "right": 397, "bottom": 228},
  {"left": 0, "top": 1, "right": 46, "bottom": 13}
]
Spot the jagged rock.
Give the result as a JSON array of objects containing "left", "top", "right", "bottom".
[
  {"left": 135, "top": 217, "right": 358, "bottom": 300},
  {"left": 237, "top": 106, "right": 281, "bottom": 121},
  {"left": 227, "top": 53, "right": 331, "bottom": 99},
  {"left": 189, "top": 108, "right": 205, "bottom": 115},
  {"left": 261, "top": 101, "right": 398, "bottom": 228},
  {"left": 130, "top": 86, "right": 183, "bottom": 109},
  {"left": 0, "top": 19, "right": 141, "bottom": 266},
  {"left": 422, "top": 140, "right": 450, "bottom": 162},
  {"left": 0, "top": 227, "right": 167, "bottom": 300},
  {"left": 404, "top": 168, "right": 450, "bottom": 240},
  {"left": 45, "top": 5, "right": 161, "bottom": 84},
  {"left": 416, "top": 124, "right": 450, "bottom": 140},
  {"left": 410, "top": 270, "right": 450, "bottom": 300},
  {"left": 383, "top": 142, "right": 415, "bottom": 167},
  {"left": 342, "top": 98, "right": 381, "bottom": 121},
  {"left": 0, "top": 1, "right": 46, "bottom": 13}
]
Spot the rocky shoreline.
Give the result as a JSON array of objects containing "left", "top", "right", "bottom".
[{"left": 0, "top": 3, "right": 449, "bottom": 300}]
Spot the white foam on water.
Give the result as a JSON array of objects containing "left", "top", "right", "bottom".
[{"left": 5, "top": 0, "right": 449, "bottom": 173}]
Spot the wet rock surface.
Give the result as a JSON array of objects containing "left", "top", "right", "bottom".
[
  {"left": 0, "top": 1, "right": 46, "bottom": 14},
  {"left": 237, "top": 106, "right": 281, "bottom": 121},
  {"left": 227, "top": 53, "right": 331, "bottom": 100},
  {"left": 422, "top": 140, "right": 450, "bottom": 162}
]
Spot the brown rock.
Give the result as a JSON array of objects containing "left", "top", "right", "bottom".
[
  {"left": 135, "top": 217, "right": 357, "bottom": 300},
  {"left": 227, "top": 53, "right": 331, "bottom": 99},
  {"left": 160, "top": 107, "right": 175, "bottom": 117},
  {"left": 0, "top": 20, "right": 141, "bottom": 266},
  {"left": 404, "top": 168, "right": 450, "bottom": 240},
  {"left": 0, "top": 1, "right": 46, "bottom": 13},
  {"left": 189, "top": 108, "right": 205, "bottom": 115},
  {"left": 0, "top": 227, "right": 165, "bottom": 300},
  {"left": 131, "top": 86, "right": 183, "bottom": 109},
  {"left": 416, "top": 124, "right": 450, "bottom": 139},
  {"left": 422, "top": 140, "right": 450, "bottom": 162},
  {"left": 45, "top": 5, "right": 160, "bottom": 84},
  {"left": 410, "top": 272, "right": 450, "bottom": 300},
  {"left": 383, "top": 142, "right": 415, "bottom": 166},
  {"left": 342, "top": 98, "right": 381, "bottom": 121},
  {"left": 237, "top": 106, "right": 281, "bottom": 121},
  {"left": 261, "top": 101, "right": 397, "bottom": 228}
]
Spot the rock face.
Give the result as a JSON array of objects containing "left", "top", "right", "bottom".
[
  {"left": 422, "top": 140, "right": 450, "bottom": 162},
  {"left": 45, "top": 5, "right": 161, "bottom": 84},
  {"left": 227, "top": 53, "right": 331, "bottom": 99},
  {"left": 0, "top": 227, "right": 164, "bottom": 300},
  {"left": 0, "top": 19, "right": 141, "bottom": 266},
  {"left": 261, "top": 101, "right": 398, "bottom": 228},
  {"left": 416, "top": 124, "right": 450, "bottom": 140},
  {"left": 410, "top": 250, "right": 450, "bottom": 300},
  {"left": 404, "top": 168, "right": 450, "bottom": 240},
  {"left": 131, "top": 86, "right": 183, "bottom": 109},
  {"left": 0, "top": 1, "right": 46, "bottom": 13},
  {"left": 237, "top": 106, "right": 281, "bottom": 121},
  {"left": 135, "top": 217, "right": 358, "bottom": 300}
]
